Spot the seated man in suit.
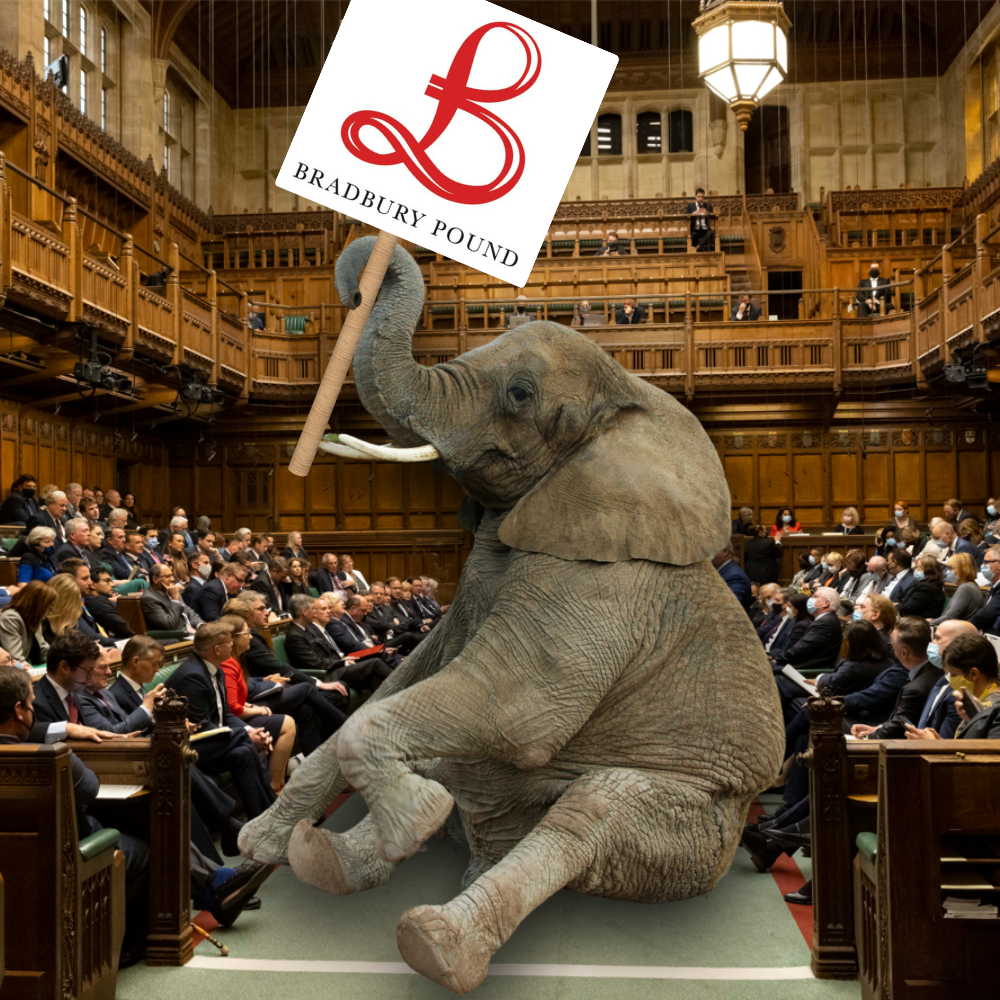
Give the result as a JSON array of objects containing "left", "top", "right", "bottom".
[
  {"left": 0, "top": 473, "right": 41, "bottom": 525},
  {"left": 166, "top": 621, "right": 276, "bottom": 819},
  {"left": 595, "top": 230, "right": 627, "bottom": 256},
  {"left": 972, "top": 545, "right": 1000, "bottom": 634},
  {"left": 54, "top": 516, "right": 93, "bottom": 568},
  {"left": 99, "top": 526, "right": 134, "bottom": 580},
  {"left": 250, "top": 556, "right": 289, "bottom": 615},
  {"left": 614, "top": 296, "right": 646, "bottom": 326},
  {"left": 856, "top": 261, "right": 892, "bottom": 317},
  {"left": 409, "top": 577, "right": 442, "bottom": 625},
  {"left": 730, "top": 293, "right": 761, "bottom": 321},
  {"left": 59, "top": 560, "right": 133, "bottom": 640},
  {"left": 711, "top": 543, "right": 752, "bottom": 615},
  {"left": 930, "top": 520, "right": 975, "bottom": 564},
  {"left": 686, "top": 187, "right": 713, "bottom": 252},
  {"left": 122, "top": 530, "right": 151, "bottom": 581},
  {"left": 192, "top": 562, "right": 248, "bottom": 622},
  {"left": 381, "top": 577, "right": 432, "bottom": 651},
  {"left": 286, "top": 594, "right": 392, "bottom": 693},
  {"left": 142, "top": 563, "right": 205, "bottom": 634},
  {"left": 772, "top": 587, "right": 843, "bottom": 673},
  {"left": 883, "top": 548, "right": 915, "bottom": 604},
  {"left": 504, "top": 295, "right": 537, "bottom": 329},
  {"left": 183, "top": 552, "right": 213, "bottom": 606},
  {"left": 850, "top": 617, "right": 941, "bottom": 740},
  {"left": 186, "top": 531, "right": 218, "bottom": 561},
  {"left": 338, "top": 594, "right": 402, "bottom": 668},
  {"left": 309, "top": 553, "right": 341, "bottom": 596},
  {"left": 26, "top": 489, "right": 68, "bottom": 546}
]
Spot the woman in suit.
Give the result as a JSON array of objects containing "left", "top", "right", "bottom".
[
  {"left": 815, "top": 620, "right": 893, "bottom": 696},
  {"left": 898, "top": 553, "right": 946, "bottom": 618},
  {"left": 282, "top": 531, "right": 308, "bottom": 562},
  {"left": 767, "top": 593, "right": 812, "bottom": 662},
  {"left": 744, "top": 523, "right": 783, "bottom": 585},
  {"left": 770, "top": 506, "right": 802, "bottom": 538},
  {"left": 17, "top": 526, "right": 57, "bottom": 584},
  {"left": 833, "top": 506, "right": 864, "bottom": 535},
  {"left": 283, "top": 557, "right": 312, "bottom": 599},
  {"left": 931, "top": 553, "right": 984, "bottom": 627},
  {"left": 121, "top": 492, "right": 140, "bottom": 530},
  {"left": 0, "top": 580, "right": 56, "bottom": 664},
  {"left": 876, "top": 525, "right": 899, "bottom": 558}
]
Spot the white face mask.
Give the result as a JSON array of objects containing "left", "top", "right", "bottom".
[{"left": 198, "top": 563, "right": 212, "bottom": 579}]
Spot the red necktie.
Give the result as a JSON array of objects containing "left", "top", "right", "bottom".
[{"left": 67, "top": 695, "right": 79, "bottom": 724}]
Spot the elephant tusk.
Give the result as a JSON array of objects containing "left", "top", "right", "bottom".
[{"left": 320, "top": 434, "right": 440, "bottom": 463}]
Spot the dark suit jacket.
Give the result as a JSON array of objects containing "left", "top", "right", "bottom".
[
  {"left": 245, "top": 629, "right": 317, "bottom": 687},
  {"left": 856, "top": 276, "right": 892, "bottom": 316},
  {"left": 842, "top": 662, "right": 908, "bottom": 723},
  {"left": 26, "top": 509, "right": 67, "bottom": 545},
  {"left": 191, "top": 577, "right": 228, "bottom": 622},
  {"left": 730, "top": 303, "right": 761, "bottom": 321},
  {"left": 284, "top": 622, "right": 344, "bottom": 675},
  {"left": 887, "top": 569, "right": 916, "bottom": 605},
  {"left": 898, "top": 581, "right": 945, "bottom": 618},
  {"left": 614, "top": 305, "right": 646, "bottom": 325},
  {"left": 774, "top": 612, "right": 842, "bottom": 671},
  {"left": 744, "top": 537, "right": 783, "bottom": 585},
  {"left": 164, "top": 653, "right": 248, "bottom": 735},
  {"left": 250, "top": 570, "right": 286, "bottom": 614},
  {"left": 0, "top": 490, "right": 40, "bottom": 525},
  {"left": 766, "top": 618, "right": 808, "bottom": 659},
  {"left": 182, "top": 577, "right": 205, "bottom": 609},
  {"left": 718, "top": 560, "right": 752, "bottom": 614},
  {"left": 309, "top": 568, "right": 339, "bottom": 595},
  {"left": 960, "top": 702, "right": 1000, "bottom": 739},
  {"left": 109, "top": 674, "right": 148, "bottom": 717},
  {"left": 328, "top": 615, "right": 372, "bottom": 654},
  {"left": 84, "top": 594, "right": 133, "bottom": 638},
  {"left": 815, "top": 657, "right": 892, "bottom": 696},
  {"left": 971, "top": 583, "right": 1000, "bottom": 634},
  {"left": 76, "top": 686, "right": 151, "bottom": 735},
  {"left": 916, "top": 675, "right": 962, "bottom": 738},
  {"left": 31, "top": 674, "right": 70, "bottom": 724},
  {"left": 54, "top": 542, "right": 93, "bottom": 568},
  {"left": 874, "top": 661, "right": 943, "bottom": 739},
  {"left": 141, "top": 586, "right": 204, "bottom": 631},
  {"left": 686, "top": 201, "right": 713, "bottom": 231},
  {"left": 99, "top": 546, "right": 134, "bottom": 580}
]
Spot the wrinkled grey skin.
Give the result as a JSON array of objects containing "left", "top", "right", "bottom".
[{"left": 241, "top": 237, "right": 784, "bottom": 994}]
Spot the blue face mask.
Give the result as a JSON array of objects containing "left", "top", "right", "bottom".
[
  {"left": 944, "top": 569, "right": 958, "bottom": 584},
  {"left": 852, "top": 608, "right": 863, "bottom": 621},
  {"left": 43, "top": 544, "right": 55, "bottom": 556},
  {"left": 782, "top": 515, "right": 792, "bottom": 524},
  {"left": 806, "top": 597, "right": 818, "bottom": 615},
  {"left": 894, "top": 508, "right": 904, "bottom": 517},
  {"left": 989, "top": 506, "right": 998, "bottom": 517},
  {"left": 886, "top": 538, "right": 897, "bottom": 547},
  {"left": 913, "top": 569, "right": 925, "bottom": 581},
  {"left": 148, "top": 537, "right": 159, "bottom": 548},
  {"left": 926, "top": 642, "right": 942, "bottom": 668},
  {"left": 821, "top": 562, "right": 831, "bottom": 572},
  {"left": 984, "top": 563, "right": 995, "bottom": 584},
  {"left": 808, "top": 555, "right": 817, "bottom": 565}
]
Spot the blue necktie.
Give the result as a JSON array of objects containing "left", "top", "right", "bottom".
[{"left": 918, "top": 677, "right": 949, "bottom": 729}]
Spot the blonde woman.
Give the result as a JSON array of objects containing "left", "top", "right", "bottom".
[
  {"left": 930, "top": 552, "right": 984, "bottom": 627},
  {"left": 18, "top": 525, "right": 58, "bottom": 584},
  {"left": 43, "top": 573, "right": 88, "bottom": 639},
  {"left": 834, "top": 507, "right": 863, "bottom": 535}
]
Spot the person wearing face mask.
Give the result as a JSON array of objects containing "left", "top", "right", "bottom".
[
  {"left": 0, "top": 473, "right": 41, "bottom": 525},
  {"left": 505, "top": 295, "right": 538, "bottom": 330},
  {"left": 971, "top": 546, "right": 1000, "bottom": 635},
  {"left": 887, "top": 500, "right": 915, "bottom": 534},
  {"left": 856, "top": 260, "right": 891, "bottom": 317},
  {"left": 929, "top": 553, "right": 983, "bottom": 627},
  {"left": 876, "top": 526, "right": 899, "bottom": 558},
  {"left": 833, "top": 506, "right": 863, "bottom": 535},
  {"left": 956, "top": 517, "right": 987, "bottom": 568},
  {"left": 770, "top": 507, "right": 802, "bottom": 538},
  {"left": 754, "top": 584, "right": 783, "bottom": 638},
  {"left": 771, "top": 587, "right": 843, "bottom": 673},
  {"left": 762, "top": 592, "right": 810, "bottom": 659},
  {"left": 984, "top": 498, "right": 1000, "bottom": 539},
  {"left": 882, "top": 548, "right": 916, "bottom": 604},
  {"left": 898, "top": 553, "right": 947, "bottom": 618},
  {"left": 596, "top": 230, "right": 627, "bottom": 256},
  {"left": 18, "top": 526, "right": 58, "bottom": 584}
]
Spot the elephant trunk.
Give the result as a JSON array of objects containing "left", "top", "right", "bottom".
[{"left": 335, "top": 237, "right": 441, "bottom": 448}]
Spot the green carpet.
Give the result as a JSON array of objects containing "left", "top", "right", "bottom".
[{"left": 117, "top": 794, "right": 860, "bottom": 1000}]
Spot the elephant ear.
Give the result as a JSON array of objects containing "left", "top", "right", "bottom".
[{"left": 498, "top": 395, "right": 731, "bottom": 565}]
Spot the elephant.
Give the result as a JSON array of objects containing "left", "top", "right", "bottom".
[{"left": 239, "top": 236, "right": 785, "bottom": 994}]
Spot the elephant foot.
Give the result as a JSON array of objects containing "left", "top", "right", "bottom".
[
  {"left": 288, "top": 816, "right": 398, "bottom": 895},
  {"left": 372, "top": 773, "right": 454, "bottom": 863},
  {"left": 396, "top": 904, "right": 490, "bottom": 995}
]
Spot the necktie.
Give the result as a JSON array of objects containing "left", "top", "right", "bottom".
[
  {"left": 67, "top": 694, "right": 79, "bottom": 724},
  {"left": 82, "top": 605, "right": 108, "bottom": 637},
  {"left": 100, "top": 691, "right": 123, "bottom": 720}
]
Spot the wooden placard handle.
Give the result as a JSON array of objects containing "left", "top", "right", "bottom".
[{"left": 288, "top": 229, "right": 399, "bottom": 477}]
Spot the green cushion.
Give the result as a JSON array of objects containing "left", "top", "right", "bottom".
[
  {"left": 646, "top": 299, "right": 666, "bottom": 308},
  {"left": 634, "top": 238, "right": 658, "bottom": 247},
  {"left": 856, "top": 832, "right": 878, "bottom": 866},
  {"left": 113, "top": 579, "right": 147, "bottom": 596},
  {"left": 1, "top": 537, "right": 17, "bottom": 552},
  {"left": 552, "top": 240, "right": 574, "bottom": 249},
  {"left": 413, "top": 246, "right": 433, "bottom": 254},
  {"left": 285, "top": 315, "right": 308, "bottom": 335},
  {"left": 701, "top": 297, "right": 724, "bottom": 307},
  {"left": 309, "top": 587, "right": 320, "bottom": 598},
  {"left": 668, "top": 298, "right": 686, "bottom": 308},
  {"left": 664, "top": 237, "right": 686, "bottom": 245},
  {"left": 145, "top": 662, "right": 180, "bottom": 691},
  {"left": 579, "top": 239, "right": 602, "bottom": 248},
  {"left": 846, "top": 230, "right": 862, "bottom": 242},
  {"left": 272, "top": 633, "right": 290, "bottom": 666},
  {"left": 545, "top": 302, "right": 575, "bottom": 313},
  {"left": 79, "top": 828, "right": 120, "bottom": 860},
  {"left": 465, "top": 304, "right": 484, "bottom": 315},
  {"left": 430, "top": 305, "right": 456, "bottom": 315},
  {"left": 720, "top": 234, "right": 744, "bottom": 242},
  {"left": 488, "top": 303, "right": 514, "bottom": 313},
  {"left": 805, "top": 202, "right": 821, "bottom": 208}
]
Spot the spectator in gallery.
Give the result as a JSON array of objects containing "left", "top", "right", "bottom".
[
  {"left": 572, "top": 300, "right": 593, "bottom": 327},
  {"left": 731, "top": 507, "right": 755, "bottom": 536},
  {"left": 283, "top": 531, "right": 308, "bottom": 562},
  {"left": 833, "top": 506, "right": 864, "bottom": 535},
  {"left": 505, "top": 295, "right": 538, "bottom": 329},
  {"left": 0, "top": 473, "right": 41, "bottom": 525},
  {"left": 770, "top": 506, "right": 802, "bottom": 537},
  {"left": 596, "top": 231, "right": 626, "bottom": 256},
  {"left": 889, "top": 500, "right": 916, "bottom": 534},
  {"left": 855, "top": 260, "right": 892, "bottom": 317},
  {"left": 729, "top": 293, "right": 761, "bottom": 321},
  {"left": 615, "top": 296, "right": 646, "bottom": 325},
  {"left": 686, "top": 188, "right": 713, "bottom": 252},
  {"left": 744, "top": 523, "right": 783, "bottom": 586},
  {"left": 930, "top": 553, "right": 984, "bottom": 627},
  {"left": 248, "top": 306, "right": 265, "bottom": 331},
  {"left": 897, "top": 553, "right": 946, "bottom": 619}
]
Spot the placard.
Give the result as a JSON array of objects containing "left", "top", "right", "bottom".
[{"left": 277, "top": 0, "right": 618, "bottom": 288}]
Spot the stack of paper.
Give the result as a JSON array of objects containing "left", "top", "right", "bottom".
[{"left": 943, "top": 896, "right": 999, "bottom": 919}]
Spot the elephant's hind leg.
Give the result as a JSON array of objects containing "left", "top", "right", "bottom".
[
  {"left": 288, "top": 812, "right": 398, "bottom": 894},
  {"left": 396, "top": 769, "right": 724, "bottom": 994}
]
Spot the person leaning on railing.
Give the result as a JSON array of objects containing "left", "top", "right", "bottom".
[{"left": 856, "top": 260, "right": 892, "bottom": 317}]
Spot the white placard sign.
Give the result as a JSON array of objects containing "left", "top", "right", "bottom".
[{"left": 276, "top": 0, "right": 618, "bottom": 289}]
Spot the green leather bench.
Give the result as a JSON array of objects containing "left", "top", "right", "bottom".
[{"left": 284, "top": 315, "right": 308, "bottom": 335}]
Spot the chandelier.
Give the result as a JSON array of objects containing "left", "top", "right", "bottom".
[{"left": 692, "top": 0, "right": 791, "bottom": 131}]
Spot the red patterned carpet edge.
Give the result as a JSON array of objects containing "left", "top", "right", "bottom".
[
  {"left": 747, "top": 798, "right": 813, "bottom": 946},
  {"left": 192, "top": 790, "right": 356, "bottom": 945}
]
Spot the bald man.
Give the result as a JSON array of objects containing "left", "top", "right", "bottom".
[{"left": 903, "top": 620, "right": 978, "bottom": 739}]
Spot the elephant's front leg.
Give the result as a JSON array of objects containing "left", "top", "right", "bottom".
[{"left": 337, "top": 619, "right": 623, "bottom": 863}]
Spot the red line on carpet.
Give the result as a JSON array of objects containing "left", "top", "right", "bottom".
[
  {"left": 747, "top": 798, "right": 813, "bottom": 946},
  {"left": 193, "top": 791, "right": 355, "bottom": 949}
]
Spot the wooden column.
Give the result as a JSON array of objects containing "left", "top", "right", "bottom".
[
  {"left": 832, "top": 288, "right": 842, "bottom": 392},
  {"left": 684, "top": 290, "right": 695, "bottom": 401},
  {"left": 168, "top": 241, "right": 182, "bottom": 365},
  {"left": 144, "top": 690, "right": 194, "bottom": 967},
  {"left": 941, "top": 241, "right": 954, "bottom": 361},
  {"left": 974, "top": 212, "right": 988, "bottom": 345},
  {"left": 62, "top": 197, "right": 82, "bottom": 322},
  {"left": 121, "top": 233, "right": 137, "bottom": 358},
  {"left": 0, "top": 153, "right": 11, "bottom": 309},
  {"left": 208, "top": 269, "right": 220, "bottom": 385},
  {"left": 804, "top": 691, "right": 858, "bottom": 980}
]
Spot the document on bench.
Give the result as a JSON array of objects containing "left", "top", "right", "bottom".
[
  {"left": 190, "top": 726, "right": 232, "bottom": 743},
  {"left": 96, "top": 784, "right": 147, "bottom": 800},
  {"left": 781, "top": 665, "right": 817, "bottom": 695}
]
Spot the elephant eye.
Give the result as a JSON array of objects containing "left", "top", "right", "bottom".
[{"left": 508, "top": 384, "right": 532, "bottom": 403}]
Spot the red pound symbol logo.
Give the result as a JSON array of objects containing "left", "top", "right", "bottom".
[{"left": 342, "top": 22, "right": 542, "bottom": 205}]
